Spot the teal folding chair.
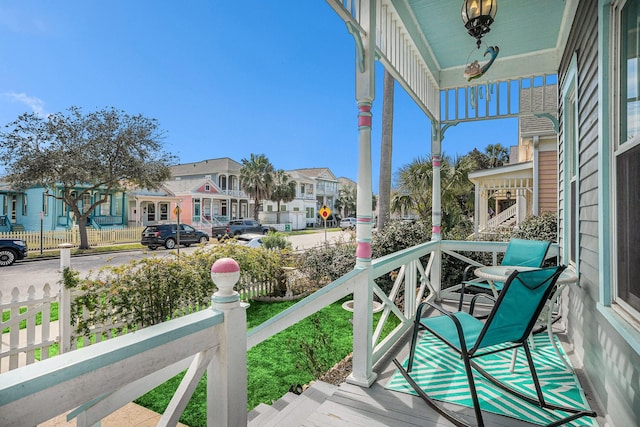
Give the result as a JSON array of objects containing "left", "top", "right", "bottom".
[
  {"left": 458, "top": 238, "right": 551, "bottom": 311},
  {"left": 394, "top": 266, "right": 597, "bottom": 427}
]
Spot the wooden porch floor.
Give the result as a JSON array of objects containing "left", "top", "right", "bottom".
[{"left": 251, "top": 301, "right": 606, "bottom": 426}]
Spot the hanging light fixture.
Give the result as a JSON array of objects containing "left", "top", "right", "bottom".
[
  {"left": 506, "top": 190, "right": 512, "bottom": 201},
  {"left": 461, "top": 0, "right": 498, "bottom": 48}
]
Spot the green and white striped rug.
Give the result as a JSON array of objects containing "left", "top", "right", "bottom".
[{"left": 386, "top": 333, "right": 597, "bottom": 426}]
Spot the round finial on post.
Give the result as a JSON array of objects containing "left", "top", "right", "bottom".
[{"left": 211, "top": 258, "right": 240, "bottom": 303}]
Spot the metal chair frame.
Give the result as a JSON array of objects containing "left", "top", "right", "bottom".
[{"left": 393, "top": 266, "right": 597, "bottom": 427}]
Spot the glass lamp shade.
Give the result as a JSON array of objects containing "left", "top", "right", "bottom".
[{"left": 461, "top": 0, "right": 498, "bottom": 46}]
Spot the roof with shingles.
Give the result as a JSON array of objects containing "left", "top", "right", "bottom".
[
  {"left": 170, "top": 157, "right": 242, "bottom": 177},
  {"left": 289, "top": 167, "right": 337, "bottom": 182},
  {"left": 164, "top": 177, "right": 217, "bottom": 194}
]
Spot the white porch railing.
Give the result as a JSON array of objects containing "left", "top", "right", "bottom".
[{"left": 0, "top": 239, "right": 559, "bottom": 425}]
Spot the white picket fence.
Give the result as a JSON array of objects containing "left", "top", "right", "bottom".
[
  {"left": 0, "top": 227, "right": 145, "bottom": 252},
  {"left": 0, "top": 252, "right": 279, "bottom": 373},
  {"left": 0, "top": 284, "right": 59, "bottom": 372}
]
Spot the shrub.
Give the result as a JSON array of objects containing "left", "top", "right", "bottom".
[
  {"left": 64, "top": 245, "right": 288, "bottom": 335},
  {"left": 512, "top": 212, "right": 558, "bottom": 242},
  {"left": 261, "top": 231, "right": 292, "bottom": 250},
  {"left": 371, "top": 219, "right": 432, "bottom": 258},
  {"left": 297, "top": 242, "right": 357, "bottom": 286}
]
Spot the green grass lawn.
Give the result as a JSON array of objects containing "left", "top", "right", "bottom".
[{"left": 134, "top": 297, "right": 400, "bottom": 427}]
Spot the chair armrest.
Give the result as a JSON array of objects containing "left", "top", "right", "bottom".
[
  {"left": 418, "top": 301, "right": 471, "bottom": 353},
  {"left": 469, "top": 293, "right": 496, "bottom": 316},
  {"left": 462, "top": 264, "right": 476, "bottom": 282}
]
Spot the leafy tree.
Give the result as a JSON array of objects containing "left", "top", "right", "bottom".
[
  {"left": 240, "top": 153, "right": 274, "bottom": 220},
  {"left": 270, "top": 169, "right": 297, "bottom": 224},
  {"left": 0, "top": 106, "right": 174, "bottom": 249},
  {"left": 466, "top": 148, "right": 490, "bottom": 170}
]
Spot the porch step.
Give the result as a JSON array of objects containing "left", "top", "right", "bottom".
[
  {"left": 11, "top": 224, "right": 24, "bottom": 232},
  {"left": 248, "top": 382, "right": 338, "bottom": 427}
]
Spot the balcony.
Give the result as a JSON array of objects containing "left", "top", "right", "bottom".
[{"left": 0, "top": 239, "right": 603, "bottom": 426}]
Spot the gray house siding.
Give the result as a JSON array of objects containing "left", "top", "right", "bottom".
[{"left": 559, "top": 1, "right": 640, "bottom": 425}]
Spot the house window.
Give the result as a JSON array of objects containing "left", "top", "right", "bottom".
[
  {"left": 306, "top": 207, "right": 314, "bottom": 219},
  {"left": 280, "top": 205, "right": 287, "bottom": 211},
  {"left": 22, "top": 195, "right": 27, "bottom": 215},
  {"left": 43, "top": 193, "right": 48, "bottom": 215},
  {"left": 99, "top": 195, "right": 110, "bottom": 216},
  {"left": 115, "top": 194, "right": 122, "bottom": 216},
  {"left": 615, "top": 0, "right": 640, "bottom": 314},
  {"left": 194, "top": 199, "right": 201, "bottom": 218},
  {"left": 562, "top": 54, "right": 579, "bottom": 268},
  {"left": 205, "top": 184, "right": 211, "bottom": 192},
  {"left": 160, "top": 203, "right": 169, "bottom": 221},
  {"left": 82, "top": 193, "right": 91, "bottom": 214}
]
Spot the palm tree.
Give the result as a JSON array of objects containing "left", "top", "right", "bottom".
[
  {"left": 240, "top": 153, "right": 275, "bottom": 220},
  {"left": 394, "top": 153, "right": 475, "bottom": 231},
  {"left": 442, "top": 154, "right": 475, "bottom": 217},
  {"left": 270, "top": 169, "right": 297, "bottom": 224},
  {"left": 336, "top": 184, "right": 357, "bottom": 217},
  {"left": 390, "top": 191, "right": 414, "bottom": 218},
  {"left": 485, "top": 143, "right": 509, "bottom": 168},
  {"left": 394, "top": 156, "right": 434, "bottom": 220},
  {"left": 378, "top": 69, "right": 394, "bottom": 230}
]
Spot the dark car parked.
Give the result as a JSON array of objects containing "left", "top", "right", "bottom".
[
  {"left": 141, "top": 224, "right": 209, "bottom": 250},
  {"left": 0, "top": 238, "right": 28, "bottom": 266}
]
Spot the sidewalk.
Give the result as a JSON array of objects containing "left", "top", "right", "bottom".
[{"left": 2, "top": 321, "right": 186, "bottom": 426}]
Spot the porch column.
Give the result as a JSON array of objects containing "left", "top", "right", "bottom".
[
  {"left": 533, "top": 135, "right": 540, "bottom": 216},
  {"left": 516, "top": 188, "right": 527, "bottom": 225},
  {"left": 473, "top": 183, "right": 480, "bottom": 238},
  {"left": 347, "top": 0, "right": 377, "bottom": 388},
  {"left": 135, "top": 199, "right": 141, "bottom": 226}
]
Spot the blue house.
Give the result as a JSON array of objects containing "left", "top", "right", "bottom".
[{"left": 0, "top": 182, "right": 128, "bottom": 232}]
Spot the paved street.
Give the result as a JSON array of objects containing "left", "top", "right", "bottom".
[{"left": 0, "top": 229, "right": 353, "bottom": 299}]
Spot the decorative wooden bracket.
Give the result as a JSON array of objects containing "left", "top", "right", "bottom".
[
  {"left": 534, "top": 113, "right": 559, "bottom": 133},
  {"left": 346, "top": 21, "right": 365, "bottom": 73}
]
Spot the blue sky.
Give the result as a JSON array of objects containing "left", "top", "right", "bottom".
[{"left": 0, "top": 1, "right": 517, "bottom": 193}]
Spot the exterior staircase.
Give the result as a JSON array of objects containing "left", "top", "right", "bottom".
[
  {"left": 484, "top": 204, "right": 517, "bottom": 233},
  {"left": 248, "top": 381, "right": 338, "bottom": 426},
  {"left": 10, "top": 223, "right": 25, "bottom": 232}
]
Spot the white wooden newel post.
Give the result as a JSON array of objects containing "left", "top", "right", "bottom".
[{"left": 208, "top": 258, "right": 247, "bottom": 427}]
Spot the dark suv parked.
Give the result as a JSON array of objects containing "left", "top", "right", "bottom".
[
  {"left": 0, "top": 238, "right": 28, "bottom": 266},
  {"left": 141, "top": 224, "right": 209, "bottom": 250}
]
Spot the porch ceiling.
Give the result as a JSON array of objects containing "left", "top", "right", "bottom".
[
  {"left": 395, "top": 0, "right": 577, "bottom": 89},
  {"left": 328, "top": 0, "right": 577, "bottom": 121}
]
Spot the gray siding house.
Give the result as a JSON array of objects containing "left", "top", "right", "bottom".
[{"left": 558, "top": 1, "right": 640, "bottom": 425}]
